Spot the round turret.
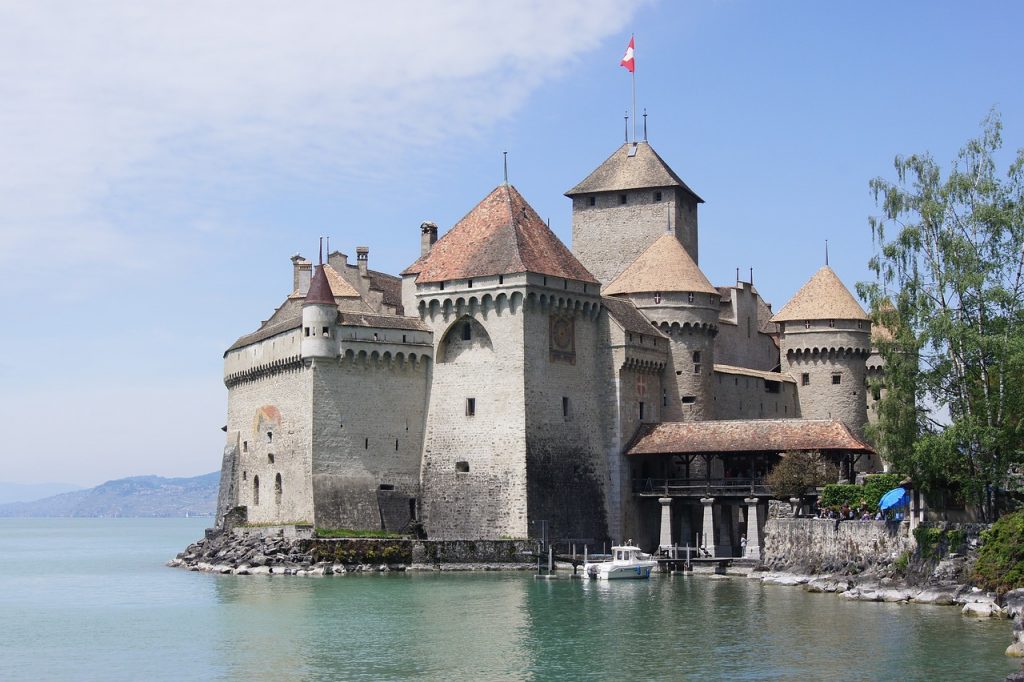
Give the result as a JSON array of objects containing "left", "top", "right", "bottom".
[
  {"left": 301, "top": 264, "right": 338, "bottom": 360},
  {"left": 604, "top": 233, "right": 720, "bottom": 420},
  {"left": 772, "top": 266, "right": 871, "bottom": 436}
]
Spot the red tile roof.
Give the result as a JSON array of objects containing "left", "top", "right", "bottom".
[
  {"left": 627, "top": 419, "right": 874, "bottom": 455},
  {"left": 304, "top": 264, "right": 335, "bottom": 305},
  {"left": 409, "top": 184, "right": 599, "bottom": 285}
]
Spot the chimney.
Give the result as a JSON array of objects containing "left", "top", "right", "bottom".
[
  {"left": 356, "top": 246, "right": 369, "bottom": 277},
  {"left": 291, "top": 254, "right": 312, "bottom": 294},
  {"left": 420, "top": 221, "right": 438, "bottom": 257}
]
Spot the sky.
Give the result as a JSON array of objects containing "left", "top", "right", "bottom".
[{"left": 1, "top": 1, "right": 1021, "bottom": 486}]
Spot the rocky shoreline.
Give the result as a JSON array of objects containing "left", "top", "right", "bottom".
[{"left": 168, "top": 527, "right": 535, "bottom": 575}]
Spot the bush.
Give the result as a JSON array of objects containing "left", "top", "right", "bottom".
[
  {"left": 315, "top": 528, "right": 405, "bottom": 539},
  {"left": 820, "top": 484, "right": 863, "bottom": 509},
  {"left": 972, "top": 510, "right": 1024, "bottom": 594},
  {"left": 862, "top": 473, "right": 904, "bottom": 509},
  {"left": 767, "top": 451, "right": 838, "bottom": 499}
]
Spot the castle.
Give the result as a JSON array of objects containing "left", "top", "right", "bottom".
[{"left": 215, "top": 138, "right": 881, "bottom": 556}]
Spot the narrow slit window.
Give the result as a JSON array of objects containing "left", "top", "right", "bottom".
[
  {"left": 322, "top": 326, "right": 330, "bottom": 337},
  {"left": 461, "top": 323, "right": 471, "bottom": 341},
  {"left": 588, "top": 196, "right": 596, "bottom": 206},
  {"left": 562, "top": 396, "right": 570, "bottom": 419},
  {"left": 456, "top": 461, "right": 470, "bottom": 473},
  {"left": 639, "top": 401, "right": 645, "bottom": 421},
  {"left": 619, "top": 194, "right": 627, "bottom": 205},
  {"left": 466, "top": 398, "right": 476, "bottom": 417},
  {"left": 267, "top": 453, "right": 274, "bottom": 464},
  {"left": 654, "top": 191, "right": 662, "bottom": 202},
  {"left": 274, "top": 474, "right": 282, "bottom": 505}
]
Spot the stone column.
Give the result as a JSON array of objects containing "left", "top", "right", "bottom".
[
  {"left": 744, "top": 497, "right": 762, "bottom": 560},
  {"left": 658, "top": 498, "right": 673, "bottom": 549},
  {"left": 700, "top": 497, "right": 720, "bottom": 557}
]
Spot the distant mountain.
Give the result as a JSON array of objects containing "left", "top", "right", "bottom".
[
  {"left": 0, "top": 481, "right": 83, "bottom": 504},
  {"left": 0, "top": 472, "right": 219, "bottom": 518}
]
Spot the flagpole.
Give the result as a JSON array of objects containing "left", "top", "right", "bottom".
[{"left": 631, "top": 36, "right": 636, "bottom": 143}]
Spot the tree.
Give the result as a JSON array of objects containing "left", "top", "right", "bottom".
[
  {"left": 860, "top": 111, "right": 1024, "bottom": 521},
  {"left": 766, "top": 451, "right": 838, "bottom": 500}
]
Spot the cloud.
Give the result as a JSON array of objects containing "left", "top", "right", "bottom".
[{"left": 0, "top": 1, "right": 639, "bottom": 294}]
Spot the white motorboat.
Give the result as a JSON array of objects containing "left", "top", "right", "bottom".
[{"left": 584, "top": 543, "right": 657, "bottom": 580}]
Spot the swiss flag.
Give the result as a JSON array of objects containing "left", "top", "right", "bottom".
[{"left": 620, "top": 36, "right": 635, "bottom": 73}]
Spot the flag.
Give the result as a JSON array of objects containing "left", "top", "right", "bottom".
[{"left": 620, "top": 36, "right": 635, "bottom": 73}]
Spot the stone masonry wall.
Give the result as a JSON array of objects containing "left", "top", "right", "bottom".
[
  {"left": 715, "top": 283, "right": 780, "bottom": 371},
  {"left": 762, "top": 518, "right": 914, "bottom": 574},
  {"left": 419, "top": 286, "right": 530, "bottom": 540},
  {"left": 523, "top": 294, "right": 609, "bottom": 544},
  {"left": 571, "top": 187, "right": 698, "bottom": 285},
  {"left": 310, "top": 352, "right": 430, "bottom": 531},
  {"left": 713, "top": 370, "right": 800, "bottom": 420},
  {"left": 226, "top": 364, "right": 314, "bottom": 525}
]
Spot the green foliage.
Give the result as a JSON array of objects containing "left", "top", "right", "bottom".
[
  {"left": 973, "top": 510, "right": 1024, "bottom": 593},
  {"left": 766, "top": 451, "right": 838, "bottom": 499},
  {"left": 820, "top": 474, "right": 904, "bottom": 511},
  {"left": 315, "top": 527, "right": 405, "bottom": 539},
  {"left": 820, "top": 484, "right": 863, "bottom": 509},
  {"left": 859, "top": 110, "right": 1024, "bottom": 520},
  {"left": 310, "top": 538, "right": 411, "bottom": 564},
  {"left": 893, "top": 551, "right": 911, "bottom": 576},
  {"left": 913, "top": 526, "right": 945, "bottom": 560}
]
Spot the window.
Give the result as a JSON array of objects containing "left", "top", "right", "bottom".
[
  {"left": 619, "top": 194, "right": 627, "bottom": 205},
  {"left": 681, "top": 396, "right": 696, "bottom": 404},
  {"left": 562, "top": 396, "right": 570, "bottom": 420},
  {"left": 499, "top": 275, "right": 504, "bottom": 284},
  {"left": 588, "top": 196, "right": 596, "bottom": 206},
  {"left": 304, "top": 327, "right": 310, "bottom": 337},
  {"left": 242, "top": 441, "right": 248, "bottom": 453},
  {"left": 543, "top": 276, "right": 547, "bottom": 286},
  {"left": 654, "top": 191, "right": 662, "bottom": 202},
  {"left": 832, "top": 374, "right": 842, "bottom": 385},
  {"left": 242, "top": 470, "right": 247, "bottom": 481},
  {"left": 266, "top": 431, "right": 273, "bottom": 444},
  {"left": 402, "top": 335, "right": 407, "bottom": 343},
  {"left": 456, "top": 461, "right": 470, "bottom": 473},
  {"left": 829, "top": 319, "right": 835, "bottom": 328},
  {"left": 274, "top": 474, "right": 282, "bottom": 505},
  {"left": 467, "top": 279, "right": 473, "bottom": 288},
  {"left": 439, "top": 281, "right": 445, "bottom": 291},
  {"left": 662, "top": 391, "right": 667, "bottom": 408},
  {"left": 267, "top": 453, "right": 275, "bottom": 464},
  {"left": 563, "top": 279, "right": 568, "bottom": 290},
  {"left": 466, "top": 398, "right": 476, "bottom": 416},
  {"left": 373, "top": 332, "right": 379, "bottom": 341},
  {"left": 252, "top": 476, "right": 260, "bottom": 506},
  {"left": 693, "top": 351, "right": 702, "bottom": 374},
  {"left": 802, "top": 373, "right": 810, "bottom": 386},
  {"left": 804, "top": 320, "right": 811, "bottom": 329},
  {"left": 364, "top": 438, "right": 368, "bottom": 449},
  {"left": 765, "top": 380, "right": 781, "bottom": 394},
  {"left": 687, "top": 292, "right": 694, "bottom": 303},
  {"left": 322, "top": 326, "right": 330, "bottom": 337},
  {"left": 653, "top": 292, "right": 662, "bottom": 304},
  {"left": 639, "top": 402, "right": 645, "bottom": 420},
  {"left": 395, "top": 439, "right": 399, "bottom": 451},
  {"left": 379, "top": 483, "right": 395, "bottom": 491},
  {"left": 857, "top": 320, "right": 863, "bottom": 329},
  {"left": 461, "top": 323, "right": 471, "bottom": 341},
  {"left": 409, "top": 499, "right": 417, "bottom": 519}
]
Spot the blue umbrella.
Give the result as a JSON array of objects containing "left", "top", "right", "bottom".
[{"left": 878, "top": 487, "right": 909, "bottom": 511}]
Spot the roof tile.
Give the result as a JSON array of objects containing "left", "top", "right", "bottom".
[
  {"left": 627, "top": 419, "right": 874, "bottom": 455},
  {"left": 565, "top": 141, "right": 703, "bottom": 200},
  {"left": 603, "top": 233, "right": 717, "bottom": 296},
  {"left": 771, "top": 266, "right": 870, "bottom": 322}
]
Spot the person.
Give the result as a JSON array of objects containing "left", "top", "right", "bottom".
[{"left": 740, "top": 535, "right": 748, "bottom": 556}]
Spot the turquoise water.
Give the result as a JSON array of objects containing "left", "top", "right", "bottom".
[{"left": 0, "top": 518, "right": 1017, "bottom": 681}]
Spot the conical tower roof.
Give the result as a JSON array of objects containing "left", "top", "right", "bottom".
[
  {"left": 304, "top": 264, "right": 336, "bottom": 305},
  {"left": 565, "top": 141, "right": 703, "bottom": 201},
  {"left": 410, "top": 184, "right": 598, "bottom": 284},
  {"left": 603, "top": 233, "right": 717, "bottom": 296},
  {"left": 770, "top": 266, "right": 869, "bottom": 322}
]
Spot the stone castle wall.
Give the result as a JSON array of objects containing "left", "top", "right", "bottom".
[
  {"left": 523, "top": 292, "right": 609, "bottom": 544},
  {"left": 225, "top": 364, "right": 314, "bottom": 525},
  {"left": 713, "top": 369, "right": 800, "bottom": 420},
  {"left": 418, "top": 285, "right": 531, "bottom": 540},
  {"left": 310, "top": 350, "right": 431, "bottom": 531},
  {"left": 715, "top": 283, "right": 780, "bottom": 371},
  {"left": 571, "top": 187, "right": 698, "bottom": 285}
]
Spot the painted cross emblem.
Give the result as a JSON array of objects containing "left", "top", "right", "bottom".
[{"left": 636, "top": 375, "right": 647, "bottom": 397}]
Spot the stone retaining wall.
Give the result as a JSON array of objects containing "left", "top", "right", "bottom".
[{"left": 762, "top": 518, "right": 914, "bottom": 574}]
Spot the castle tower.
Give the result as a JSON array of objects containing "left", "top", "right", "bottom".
[
  {"left": 566, "top": 141, "right": 703, "bottom": 286},
  {"left": 771, "top": 266, "right": 871, "bottom": 437},
  {"left": 406, "top": 183, "right": 608, "bottom": 542},
  {"left": 604, "top": 233, "right": 720, "bottom": 420},
  {"left": 301, "top": 263, "right": 337, "bottom": 360}
]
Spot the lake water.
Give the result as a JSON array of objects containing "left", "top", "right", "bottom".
[{"left": 0, "top": 518, "right": 1017, "bottom": 681}]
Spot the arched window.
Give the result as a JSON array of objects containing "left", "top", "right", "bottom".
[
  {"left": 252, "top": 475, "right": 260, "bottom": 506},
  {"left": 274, "top": 474, "right": 282, "bottom": 505}
]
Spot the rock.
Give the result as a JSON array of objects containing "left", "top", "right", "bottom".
[
  {"left": 912, "top": 589, "right": 957, "bottom": 606},
  {"left": 761, "top": 573, "right": 812, "bottom": 586},
  {"left": 962, "top": 600, "right": 1005, "bottom": 618},
  {"left": 1007, "top": 642, "right": 1024, "bottom": 658},
  {"left": 879, "top": 588, "right": 914, "bottom": 603},
  {"left": 806, "top": 577, "right": 851, "bottom": 593},
  {"left": 1003, "top": 589, "right": 1024, "bottom": 619},
  {"left": 249, "top": 566, "right": 270, "bottom": 575}
]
